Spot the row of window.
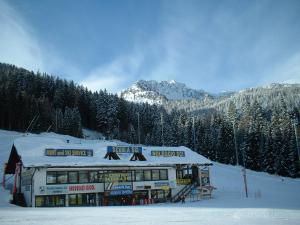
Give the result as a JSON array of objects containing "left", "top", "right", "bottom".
[
  {"left": 46, "top": 169, "right": 168, "bottom": 184},
  {"left": 35, "top": 189, "right": 171, "bottom": 207}
]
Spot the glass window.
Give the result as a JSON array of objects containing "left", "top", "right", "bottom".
[
  {"left": 126, "top": 171, "right": 132, "bottom": 181},
  {"left": 87, "top": 194, "right": 96, "bottom": 206},
  {"left": 98, "top": 171, "right": 105, "bottom": 183},
  {"left": 89, "top": 171, "right": 98, "bottom": 183},
  {"left": 54, "top": 195, "right": 65, "bottom": 207},
  {"left": 69, "top": 194, "right": 77, "bottom": 206},
  {"left": 68, "top": 171, "right": 78, "bottom": 183},
  {"left": 35, "top": 196, "right": 44, "bottom": 207},
  {"left": 46, "top": 171, "right": 56, "bottom": 184},
  {"left": 144, "top": 170, "right": 151, "bottom": 181},
  {"left": 56, "top": 171, "right": 67, "bottom": 184},
  {"left": 152, "top": 170, "right": 160, "bottom": 180},
  {"left": 79, "top": 171, "right": 89, "bottom": 183},
  {"left": 77, "top": 194, "right": 83, "bottom": 205},
  {"left": 135, "top": 170, "right": 143, "bottom": 181},
  {"left": 36, "top": 195, "right": 65, "bottom": 207},
  {"left": 157, "top": 190, "right": 164, "bottom": 199},
  {"left": 159, "top": 170, "right": 168, "bottom": 180}
]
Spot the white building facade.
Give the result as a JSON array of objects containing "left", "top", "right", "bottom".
[{"left": 4, "top": 135, "right": 212, "bottom": 207}]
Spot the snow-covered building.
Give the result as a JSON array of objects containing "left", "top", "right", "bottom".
[{"left": 4, "top": 135, "right": 213, "bottom": 207}]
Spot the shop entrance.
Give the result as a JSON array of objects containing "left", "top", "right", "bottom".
[
  {"left": 133, "top": 190, "right": 148, "bottom": 205},
  {"left": 104, "top": 195, "right": 132, "bottom": 206}
]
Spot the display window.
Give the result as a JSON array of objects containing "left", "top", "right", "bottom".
[
  {"left": 68, "top": 193, "right": 96, "bottom": 206},
  {"left": 35, "top": 195, "right": 65, "bottom": 207}
]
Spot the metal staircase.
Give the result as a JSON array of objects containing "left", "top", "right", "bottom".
[{"left": 171, "top": 182, "right": 197, "bottom": 203}]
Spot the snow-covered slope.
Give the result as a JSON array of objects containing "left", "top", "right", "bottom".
[{"left": 121, "top": 80, "right": 214, "bottom": 105}]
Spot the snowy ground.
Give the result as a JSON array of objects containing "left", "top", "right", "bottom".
[{"left": 0, "top": 129, "right": 299, "bottom": 225}]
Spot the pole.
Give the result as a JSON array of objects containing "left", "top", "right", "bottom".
[
  {"left": 242, "top": 147, "right": 248, "bottom": 198},
  {"left": 137, "top": 112, "right": 140, "bottom": 145},
  {"left": 293, "top": 122, "right": 300, "bottom": 161},
  {"left": 56, "top": 109, "right": 58, "bottom": 132},
  {"left": 233, "top": 120, "right": 239, "bottom": 166},
  {"left": 242, "top": 167, "right": 248, "bottom": 197},
  {"left": 192, "top": 116, "right": 196, "bottom": 150},
  {"left": 161, "top": 113, "right": 164, "bottom": 146}
]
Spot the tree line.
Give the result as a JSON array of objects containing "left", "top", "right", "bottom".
[{"left": 0, "top": 63, "right": 299, "bottom": 177}]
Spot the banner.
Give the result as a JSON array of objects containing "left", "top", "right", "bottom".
[
  {"left": 45, "top": 149, "right": 93, "bottom": 157},
  {"left": 151, "top": 150, "right": 185, "bottom": 157}
]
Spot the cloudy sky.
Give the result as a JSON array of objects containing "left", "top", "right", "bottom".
[{"left": 0, "top": 0, "right": 300, "bottom": 93}]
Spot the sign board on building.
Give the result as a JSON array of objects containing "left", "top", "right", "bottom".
[
  {"left": 45, "top": 149, "right": 93, "bottom": 157},
  {"left": 151, "top": 150, "right": 185, "bottom": 157},
  {"left": 105, "top": 172, "right": 132, "bottom": 182},
  {"left": 39, "top": 184, "right": 101, "bottom": 195},
  {"left": 110, "top": 189, "right": 133, "bottom": 196},
  {"left": 107, "top": 146, "right": 142, "bottom": 154}
]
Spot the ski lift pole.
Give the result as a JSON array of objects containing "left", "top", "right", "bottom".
[
  {"left": 242, "top": 148, "right": 248, "bottom": 198},
  {"left": 242, "top": 167, "right": 248, "bottom": 198}
]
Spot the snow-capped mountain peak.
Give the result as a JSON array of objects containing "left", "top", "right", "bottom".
[{"left": 120, "top": 80, "right": 213, "bottom": 104}]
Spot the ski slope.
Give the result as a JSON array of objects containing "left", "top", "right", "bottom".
[{"left": 0, "top": 129, "right": 299, "bottom": 225}]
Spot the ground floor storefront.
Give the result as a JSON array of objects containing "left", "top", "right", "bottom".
[{"left": 34, "top": 189, "right": 171, "bottom": 207}]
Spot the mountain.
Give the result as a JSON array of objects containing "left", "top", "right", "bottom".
[
  {"left": 121, "top": 80, "right": 300, "bottom": 114},
  {"left": 120, "top": 80, "right": 216, "bottom": 105}
]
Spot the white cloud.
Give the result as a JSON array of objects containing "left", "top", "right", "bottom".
[
  {"left": 265, "top": 52, "right": 300, "bottom": 84},
  {"left": 0, "top": 0, "right": 44, "bottom": 71},
  {"left": 81, "top": 53, "right": 145, "bottom": 93}
]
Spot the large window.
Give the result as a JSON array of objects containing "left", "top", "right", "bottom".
[
  {"left": 68, "top": 193, "right": 96, "bottom": 206},
  {"left": 152, "top": 170, "right": 160, "bottom": 180},
  {"left": 135, "top": 170, "right": 143, "bottom": 181},
  {"left": 151, "top": 189, "right": 171, "bottom": 203},
  {"left": 159, "top": 169, "right": 168, "bottom": 180},
  {"left": 79, "top": 171, "right": 89, "bottom": 183},
  {"left": 35, "top": 195, "right": 65, "bottom": 207},
  {"left": 57, "top": 171, "right": 67, "bottom": 184},
  {"left": 89, "top": 171, "right": 98, "bottom": 183},
  {"left": 144, "top": 170, "right": 152, "bottom": 181},
  {"left": 46, "top": 171, "right": 56, "bottom": 184},
  {"left": 46, "top": 169, "right": 169, "bottom": 185},
  {"left": 68, "top": 171, "right": 78, "bottom": 183}
]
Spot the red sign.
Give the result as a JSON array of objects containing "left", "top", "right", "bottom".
[{"left": 69, "top": 185, "right": 95, "bottom": 192}]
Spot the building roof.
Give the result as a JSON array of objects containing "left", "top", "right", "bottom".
[{"left": 8, "top": 134, "right": 212, "bottom": 169}]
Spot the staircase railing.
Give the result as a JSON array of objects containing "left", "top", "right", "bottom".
[{"left": 171, "top": 182, "right": 197, "bottom": 203}]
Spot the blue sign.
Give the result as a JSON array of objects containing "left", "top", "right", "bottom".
[
  {"left": 111, "top": 184, "right": 132, "bottom": 190},
  {"left": 110, "top": 189, "right": 133, "bottom": 196},
  {"left": 107, "top": 146, "right": 142, "bottom": 154}
]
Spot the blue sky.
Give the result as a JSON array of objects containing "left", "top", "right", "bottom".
[{"left": 0, "top": 0, "right": 300, "bottom": 93}]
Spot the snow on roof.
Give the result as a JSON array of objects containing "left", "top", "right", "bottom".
[{"left": 12, "top": 134, "right": 211, "bottom": 168}]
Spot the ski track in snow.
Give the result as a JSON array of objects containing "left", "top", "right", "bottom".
[{"left": 0, "top": 129, "right": 300, "bottom": 225}]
